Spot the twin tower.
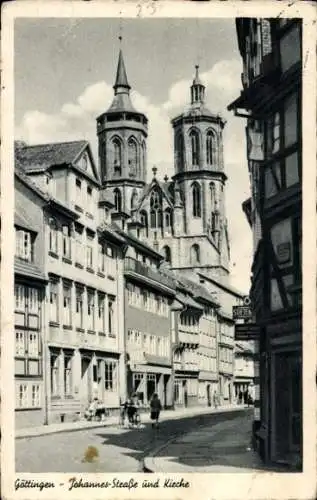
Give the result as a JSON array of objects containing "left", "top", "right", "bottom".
[{"left": 96, "top": 48, "right": 231, "bottom": 282}]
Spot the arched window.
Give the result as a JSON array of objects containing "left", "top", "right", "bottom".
[
  {"left": 175, "top": 132, "right": 184, "bottom": 171},
  {"left": 192, "top": 182, "right": 201, "bottom": 218},
  {"left": 162, "top": 245, "right": 171, "bottom": 264},
  {"left": 128, "top": 137, "right": 138, "bottom": 176},
  {"left": 114, "top": 189, "right": 122, "bottom": 212},
  {"left": 164, "top": 208, "right": 172, "bottom": 229},
  {"left": 190, "top": 244, "right": 200, "bottom": 265},
  {"left": 130, "top": 190, "right": 138, "bottom": 210},
  {"left": 206, "top": 130, "right": 216, "bottom": 166},
  {"left": 140, "top": 210, "right": 148, "bottom": 237},
  {"left": 141, "top": 142, "right": 146, "bottom": 178},
  {"left": 150, "top": 189, "right": 162, "bottom": 229},
  {"left": 49, "top": 217, "right": 58, "bottom": 254},
  {"left": 190, "top": 129, "right": 200, "bottom": 166},
  {"left": 112, "top": 138, "right": 122, "bottom": 175},
  {"left": 210, "top": 182, "right": 216, "bottom": 211}
]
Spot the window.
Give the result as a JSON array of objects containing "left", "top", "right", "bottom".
[
  {"left": 114, "top": 189, "right": 122, "bottom": 212},
  {"left": 113, "top": 138, "right": 122, "bottom": 174},
  {"left": 15, "top": 285, "right": 25, "bottom": 311},
  {"left": 105, "top": 361, "right": 117, "bottom": 391},
  {"left": 190, "top": 244, "right": 200, "bottom": 265},
  {"left": 28, "top": 332, "right": 39, "bottom": 357},
  {"left": 131, "top": 190, "right": 138, "bottom": 209},
  {"left": 75, "top": 287, "right": 84, "bottom": 328},
  {"left": 279, "top": 23, "right": 301, "bottom": 74},
  {"left": 63, "top": 285, "right": 72, "bottom": 326},
  {"left": 264, "top": 92, "right": 300, "bottom": 198},
  {"left": 164, "top": 208, "right": 172, "bottom": 231},
  {"left": 28, "top": 288, "right": 39, "bottom": 314},
  {"left": 206, "top": 131, "right": 216, "bottom": 165},
  {"left": 141, "top": 142, "right": 146, "bottom": 177},
  {"left": 76, "top": 178, "right": 82, "bottom": 206},
  {"left": 87, "top": 291, "right": 95, "bottom": 331},
  {"left": 75, "top": 228, "right": 84, "bottom": 265},
  {"left": 86, "top": 234, "right": 94, "bottom": 268},
  {"left": 150, "top": 189, "right": 162, "bottom": 229},
  {"left": 190, "top": 130, "right": 200, "bottom": 166},
  {"left": 16, "top": 331, "right": 25, "bottom": 356},
  {"left": 175, "top": 132, "right": 184, "bottom": 171},
  {"left": 86, "top": 186, "right": 93, "bottom": 215},
  {"left": 210, "top": 182, "right": 216, "bottom": 212},
  {"left": 98, "top": 294, "right": 105, "bottom": 332},
  {"left": 15, "top": 229, "right": 33, "bottom": 261},
  {"left": 17, "top": 384, "right": 28, "bottom": 408},
  {"left": 49, "top": 281, "right": 59, "bottom": 323},
  {"left": 162, "top": 245, "right": 171, "bottom": 264},
  {"left": 50, "top": 352, "right": 59, "bottom": 395},
  {"left": 49, "top": 218, "right": 58, "bottom": 254},
  {"left": 192, "top": 183, "right": 201, "bottom": 217},
  {"left": 98, "top": 243, "right": 105, "bottom": 273},
  {"left": 140, "top": 210, "right": 148, "bottom": 237},
  {"left": 108, "top": 298, "right": 115, "bottom": 336},
  {"left": 31, "top": 384, "right": 40, "bottom": 407},
  {"left": 128, "top": 137, "right": 138, "bottom": 176},
  {"left": 64, "top": 356, "right": 72, "bottom": 396},
  {"left": 62, "top": 225, "right": 71, "bottom": 259}
]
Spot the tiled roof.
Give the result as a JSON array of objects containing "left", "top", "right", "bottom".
[
  {"left": 15, "top": 166, "right": 49, "bottom": 202},
  {"left": 112, "top": 222, "right": 164, "bottom": 259},
  {"left": 15, "top": 140, "right": 88, "bottom": 171},
  {"left": 198, "top": 272, "right": 244, "bottom": 298},
  {"left": 14, "top": 257, "right": 46, "bottom": 282},
  {"left": 217, "top": 309, "right": 234, "bottom": 321},
  {"left": 174, "top": 273, "right": 220, "bottom": 306}
]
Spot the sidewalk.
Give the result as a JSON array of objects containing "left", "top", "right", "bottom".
[
  {"left": 144, "top": 411, "right": 277, "bottom": 473},
  {"left": 16, "top": 404, "right": 245, "bottom": 439}
]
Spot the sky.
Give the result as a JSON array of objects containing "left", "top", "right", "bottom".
[{"left": 15, "top": 17, "right": 252, "bottom": 293}]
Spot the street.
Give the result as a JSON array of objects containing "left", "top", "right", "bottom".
[{"left": 16, "top": 409, "right": 249, "bottom": 473}]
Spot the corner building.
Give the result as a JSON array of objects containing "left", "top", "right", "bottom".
[{"left": 228, "top": 18, "right": 302, "bottom": 468}]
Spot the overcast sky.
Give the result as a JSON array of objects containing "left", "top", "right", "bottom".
[{"left": 15, "top": 17, "right": 252, "bottom": 293}]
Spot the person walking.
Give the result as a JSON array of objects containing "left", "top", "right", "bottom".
[{"left": 150, "top": 393, "right": 162, "bottom": 428}]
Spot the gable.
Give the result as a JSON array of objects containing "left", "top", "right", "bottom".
[
  {"left": 73, "top": 145, "right": 100, "bottom": 184},
  {"left": 137, "top": 179, "right": 174, "bottom": 212}
]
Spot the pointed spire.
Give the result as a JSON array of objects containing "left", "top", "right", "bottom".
[
  {"left": 114, "top": 48, "right": 131, "bottom": 93},
  {"left": 191, "top": 64, "right": 205, "bottom": 105}
]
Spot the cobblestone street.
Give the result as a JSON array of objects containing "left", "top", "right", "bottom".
[{"left": 16, "top": 409, "right": 250, "bottom": 473}]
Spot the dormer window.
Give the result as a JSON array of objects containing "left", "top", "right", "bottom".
[{"left": 15, "top": 229, "right": 33, "bottom": 262}]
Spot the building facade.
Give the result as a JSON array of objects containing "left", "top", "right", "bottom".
[
  {"left": 14, "top": 169, "right": 47, "bottom": 428},
  {"left": 234, "top": 342, "right": 255, "bottom": 402},
  {"left": 228, "top": 18, "right": 302, "bottom": 468},
  {"left": 15, "top": 141, "right": 126, "bottom": 425}
]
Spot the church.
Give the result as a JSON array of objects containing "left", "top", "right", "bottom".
[{"left": 97, "top": 48, "right": 231, "bottom": 283}]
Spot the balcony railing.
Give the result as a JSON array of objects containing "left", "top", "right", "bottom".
[{"left": 124, "top": 257, "right": 175, "bottom": 291}]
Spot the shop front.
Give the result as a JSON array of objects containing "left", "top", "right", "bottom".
[{"left": 128, "top": 364, "right": 172, "bottom": 408}]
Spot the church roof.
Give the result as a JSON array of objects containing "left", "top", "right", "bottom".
[{"left": 137, "top": 178, "right": 174, "bottom": 210}]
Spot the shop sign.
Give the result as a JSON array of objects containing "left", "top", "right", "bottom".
[{"left": 232, "top": 305, "right": 252, "bottom": 320}]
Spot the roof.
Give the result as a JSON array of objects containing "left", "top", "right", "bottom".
[
  {"left": 14, "top": 211, "right": 37, "bottom": 233},
  {"left": 235, "top": 342, "right": 255, "bottom": 355},
  {"left": 217, "top": 309, "right": 234, "bottom": 322},
  {"left": 173, "top": 273, "right": 220, "bottom": 307},
  {"left": 175, "top": 291, "right": 204, "bottom": 311},
  {"left": 198, "top": 272, "right": 245, "bottom": 298},
  {"left": 137, "top": 178, "right": 174, "bottom": 210},
  {"left": 15, "top": 140, "right": 88, "bottom": 171},
  {"left": 14, "top": 257, "right": 46, "bottom": 282},
  {"left": 111, "top": 222, "right": 164, "bottom": 260},
  {"left": 192, "top": 65, "right": 204, "bottom": 87},
  {"left": 114, "top": 49, "right": 130, "bottom": 90},
  {"left": 99, "top": 190, "right": 115, "bottom": 207}
]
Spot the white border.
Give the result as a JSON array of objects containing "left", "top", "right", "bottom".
[{"left": 1, "top": 2, "right": 316, "bottom": 499}]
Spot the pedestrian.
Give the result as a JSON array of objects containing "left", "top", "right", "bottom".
[
  {"left": 213, "top": 391, "right": 218, "bottom": 409},
  {"left": 150, "top": 393, "right": 162, "bottom": 428}
]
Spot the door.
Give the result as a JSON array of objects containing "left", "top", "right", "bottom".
[
  {"left": 206, "top": 384, "right": 211, "bottom": 406},
  {"left": 80, "top": 357, "right": 91, "bottom": 403}
]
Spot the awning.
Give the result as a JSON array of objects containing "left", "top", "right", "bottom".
[{"left": 130, "top": 364, "right": 171, "bottom": 375}]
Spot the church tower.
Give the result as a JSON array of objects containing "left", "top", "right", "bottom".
[
  {"left": 96, "top": 44, "right": 148, "bottom": 215},
  {"left": 171, "top": 65, "right": 230, "bottom": 281}
]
